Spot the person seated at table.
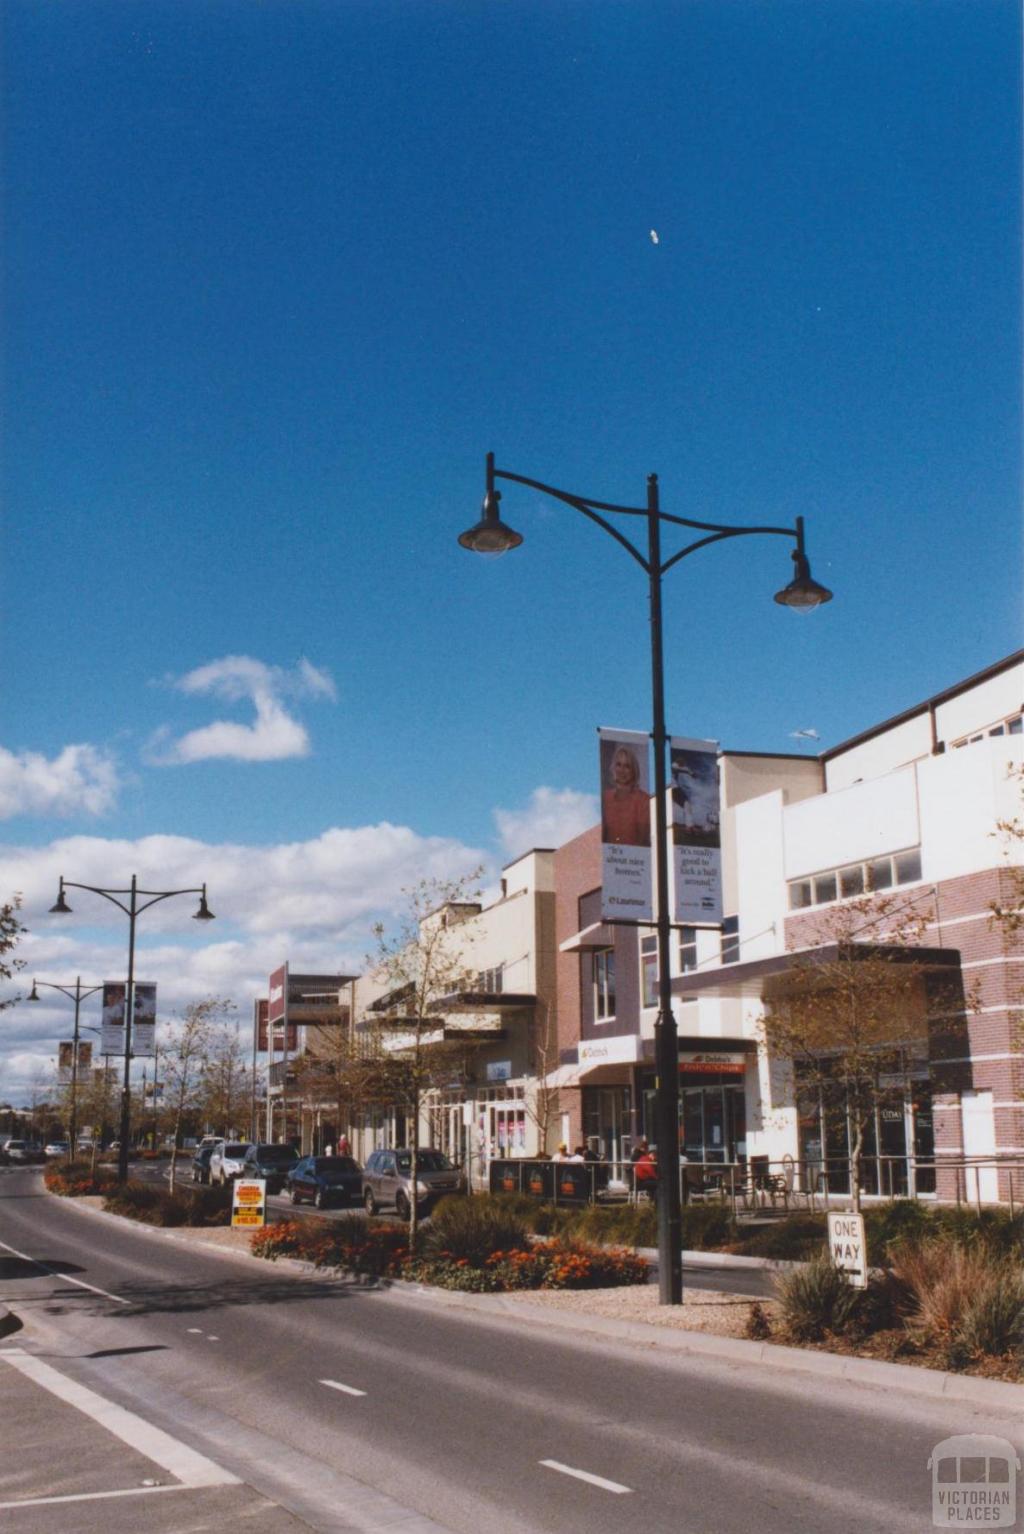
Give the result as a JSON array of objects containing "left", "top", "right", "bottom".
[{"left": 633, "top": 1144, "right": 657, "bottom": 1199}]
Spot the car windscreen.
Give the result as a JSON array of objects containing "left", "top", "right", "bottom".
[
  {"left": 223, "top": 1143, "right": 250, "bottom": 1157},
  {"left": 395, "top": 1151, "right": 453, "bottom": 1172},
  {"left": 254, "top": 1146, "right": 297, "bottom": 1162},
  {"left": 313, "top": 1157, "right": 359, "bottom": 1177}
]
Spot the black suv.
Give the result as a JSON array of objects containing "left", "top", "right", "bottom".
[{"left": 241, "top": 1143, "right": 299, "bottom": 1193}]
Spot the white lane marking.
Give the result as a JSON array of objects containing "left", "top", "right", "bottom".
[
  {"left": 540, "top": 1460, "right": 631, "bottom": 1494},
  {"left": 0, "top": 1351, "right": 240, "bottom": 1489},
  {"left": 207, "top": 1335, "right": 220, "bottom": 1341},
  {"left": 0, "top": 1236, "right": 130, "bottom": 1306},
  {"left": 320, "top": 1378, "right": 367, "bottom": 1398},
  {"left": 0, "top": 1485, "right": 193, "bottom": 1510},
  {"left": 186, "top": 1328, "right": 203, "bottom": 1333}
]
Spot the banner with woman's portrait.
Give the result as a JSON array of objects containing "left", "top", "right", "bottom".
[
  {"left": 599, "top": 727, "right": 653, "bottom": 922},
  {"left": 101, "top": 982, "right": 126, "bottom": 1055},
  {"left": 670, "top": 736, "right": 723, "bottom": 924}
]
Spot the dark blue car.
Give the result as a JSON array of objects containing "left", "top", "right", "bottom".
[{"left": 286, "top": 1155, "right": 363, "bottom": 1209}]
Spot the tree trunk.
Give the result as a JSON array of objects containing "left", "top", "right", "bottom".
[
  {"left": 409, "top": 1088, "right": 420, "bottom": 1252},
  {"left": 850, "top": 1118, "right": 863, "bottom": 1214}
]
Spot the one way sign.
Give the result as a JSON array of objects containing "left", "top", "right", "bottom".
[{"left": 827, "top": 1211, "right": 867, "bottom": 1288}]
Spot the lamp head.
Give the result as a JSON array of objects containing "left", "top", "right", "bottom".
[
  {"left": 774, "top": 525, "right": 832, "bottom": 611},
  {"left": 193, "top": 887, "right": 215, "bottom": 922},
  {"left": 458, "top": 488, "right": 523, "bottom": 558},
  {"left": 49, "top": 883, "right": 72, "bottom": 915},
  {"left": 28, "top": 981, "right": 39, "bottom": 1002}
]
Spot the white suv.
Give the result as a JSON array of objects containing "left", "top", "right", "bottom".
[{"left": 208, "top": 1140, "right": 252, "bottom": 1185}]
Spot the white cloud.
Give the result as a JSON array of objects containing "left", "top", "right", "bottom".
[
  {"left": 494, "top": 786, "right": 598, "bottom": 859},
  {"left": 0, "top": 822, "right": 490, "bottom": 1104},
  {"left": 147, "top": 655, "right": 336, "bottom": 764},
  {"left": 0, "top": 744, "right": 120, "bottom": 821}
]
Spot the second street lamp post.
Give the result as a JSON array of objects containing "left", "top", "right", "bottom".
[
  {"left": 460, "top": 452, "right": 832, "bottom": 1305},
  {"left": 28, "top": 977, "right": 104, "bottom": 1153},
  {"left": 48, "top": 874, "right": 215, "bottom": 1184}
]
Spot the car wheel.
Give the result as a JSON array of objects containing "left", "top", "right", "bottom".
[
  {"left": 364, "top": 1189, "right": 376, "bottom": 1216},
  {"left": 314, "top": 1188, "right": 326, "bottom": 1210},
  {"left": 395, "top": 1190, "right": 411, "bottom": 1221},
  {"left": 290, "top": 1186, "right": 301, "bottom": 1204}
]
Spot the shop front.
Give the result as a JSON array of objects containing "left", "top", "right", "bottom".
[{"left": 638, "top": 1048, "right": 751, "bottom": 1166}]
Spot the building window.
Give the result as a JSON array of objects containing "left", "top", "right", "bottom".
[
  {"left": 640, "top": 935, "right": 657, "bottom": 1009},
  {"left": 950, "top": 711, "right": 1023, "bottom": 748},
  {"left": 594, "top": 949, "right": 616, "bottom": 1021},
  {"left": 720, "top": 916, "right": 739, "bottom": 965},
  {"left": 477, "top": 964, "right": 504, "bottom": 994},
  {"left": 679, "top": 927, "right": 698, "bottom": 972},
  {"left": 788, "top": 847, "right": 923, "bottom": 912}
]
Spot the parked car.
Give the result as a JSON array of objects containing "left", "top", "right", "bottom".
[
  {"left": 362, "top": 1148, "right": 465, "bottom": 1218},
  {"left": 241, "top": 1143, "right": 299, "bottom": 1194},
  {"left": 208, "top": 1140, "right": 252, "bottom": 1185},
  {"left": 287, "top": 1155, "right": 363, "bottom": 1209},
  {"left": 191, "top": 1143, "right": 217, "bottom": 1184},
  {"left": 43, "top": 1141, "right": 70, "bottom": 1159},
  {"left": 3, "top": 1139, "right": 34, "bottom": 1164}
]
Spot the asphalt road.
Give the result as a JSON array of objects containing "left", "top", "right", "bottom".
[{"left": 2, "top": 1166, "right": 1021, "bottom": 1534}]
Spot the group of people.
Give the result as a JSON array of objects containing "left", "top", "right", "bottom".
[{"left": 550, "top": 1142, "right": 600, "bottom": 1163}]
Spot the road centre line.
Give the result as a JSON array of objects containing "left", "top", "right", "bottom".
[
  {"left": 0, "top": 1236, "right": 130, "bottom": 1305},
  {"left": 0, "top": 1351, "right": 240, "bottom": 1489},
  {"left": 320, "top": 1378, "right": 367, "bottom": 1397},
  {"left": 539, "top": 1460, "right": 631, "bottom": 1495}
]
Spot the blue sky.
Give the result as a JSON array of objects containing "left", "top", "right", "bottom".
[{"left": 1, "top": 1, "right": 1020, "bottom": 1099}]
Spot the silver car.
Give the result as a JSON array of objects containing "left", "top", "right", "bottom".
[
  {"left": 207, "top": 1140, "right": 252, "bottom": 1185},
  {"left": 362, "top": 1148, "right": 465, "bottom": 1219}
]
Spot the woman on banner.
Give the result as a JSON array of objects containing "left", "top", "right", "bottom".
[{"left": 601, "top": 744, "right": 651, "bottom": 847}]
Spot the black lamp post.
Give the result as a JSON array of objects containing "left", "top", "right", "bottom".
[
  {"left": 28, "top": 977, "right": 104, "bottom": 1154},
  {"left": 460, "top": 452, "right": 832, "bottom": 1305},
  {"left": 48, "top": 875, "right": 215, "bottom": 1185}
]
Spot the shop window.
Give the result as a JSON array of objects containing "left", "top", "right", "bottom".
[{"left": 594, "top": 948, "right": 616, "bottom": 1021}]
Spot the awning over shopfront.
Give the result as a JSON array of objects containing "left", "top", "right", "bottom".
[
  {"left": 559, "top": 922, "right": 616, "bottom": 954},
  {"left": 430, "top": 990, "right": 537, "bottom": 1012},
  {"left": 673, "top": 943, "right": 962, "bottom": 1000}
]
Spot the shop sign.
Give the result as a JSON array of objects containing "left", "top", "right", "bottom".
[
  {"left": 579, "top": 1035, "right": 641, "bottom": 1067},
  {"left": 231, "top": 1178, "right": 266, "bottom": 1229},
  {"left": 486, "top": 1061, "right": 512, "bottom": 1082},
  {"left": 679, "top": 1051, "right": 746, "bottom": 1075}
]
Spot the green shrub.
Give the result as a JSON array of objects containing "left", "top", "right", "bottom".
[
  {"left": 562, "top": 1203, "right": 659, "bottom": 1248},
  {"left": 773, "top": 1251, "right": 861, "bottom": 1341},
  {"left": 930, "top": 1206, "right": 1024, "bottom": 1258},
  {"left": 889, "top": 1237, "right": 996, "bottom": 1348},
  {"left": 864, "top": 1200, "right": 932, "bottom": 1264},
  {"left": 682, "top": 1203, "right": 737, "bottom": 1251},
  {"left": 423, "top": 1196, "right": 530, "bottom": 1265},
  {"left": 732, "top": 1213, "right": 825, "bottom": 1261},
  {"left": 249, "top": 1216, "right": 409, "bottom": 1277},
  {"left": 744, "top": 1302, "right": 772, "bottom": 1340},
  {"left": 102, "top": 1180, "right": 232, "bottom": 1227}
]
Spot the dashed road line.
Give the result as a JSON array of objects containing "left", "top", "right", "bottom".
[
  {"left": 320, "top": 1378, "right": 367, "bottom": 1398},
  {"left": 540, "top": 1460, "right": 631, "bottom": 1494}
]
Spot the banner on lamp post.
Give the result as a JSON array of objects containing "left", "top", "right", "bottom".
[
  {"left": 599, "top": 728, "right": 653, "bottom": 922},
  {"left": 58, "top": 1042, "right": 75, "bottom": 1080},
  {"left": 101, "top": 982, "right": 126, "bottom": 1056},
  {"left": 670, "top": 737, "right": 723, "bottom": 925},
  {"left": 132, "top": 983, "right": 157, "bottom": 1058},
  {"left": 78, "top": 1039, "right": 92, "bottom": 1073}
]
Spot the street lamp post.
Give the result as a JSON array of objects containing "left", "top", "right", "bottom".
[
  {"left": 48, "top": 875, "right": 215, "bottom": 1185},
  {"left": 28, "top": 977, "right": 104, "bottom": 1153},
  {"left": 459, "top": 452, "right": 832, "bottom": 1304}
]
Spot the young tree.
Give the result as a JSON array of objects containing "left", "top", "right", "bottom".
[
  {"left": 364, "top": 871, "right": 482, "bottom": 1248},
  {"left": 196, "top": 1011, "right": 250, "bottom": 1138},
  {"left": 0, "top": 897, "right": 26, "bottom": 1010},
  {"left": 163, "top": 999, "right": 232, "bottom": 1191},
  {"left": 760, "top": 892, "right": 946, "bottom": 1212}
]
